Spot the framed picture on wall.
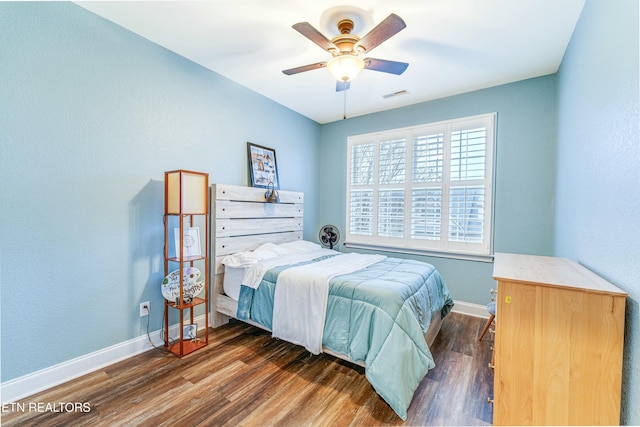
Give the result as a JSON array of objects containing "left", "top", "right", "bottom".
[{"left": 247, "top": 142, "right": 279, "bottom": 189}]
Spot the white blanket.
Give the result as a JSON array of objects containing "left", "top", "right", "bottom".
[
  {"left": 272, "top": 253, "right": 386, "bottom": 354},
  {"left": 241, "top": 248, "right": 335, "bottom": 289}
]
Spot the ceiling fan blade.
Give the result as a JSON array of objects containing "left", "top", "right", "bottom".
[
  {"left": 292, "top": 22, "right": 338, "bottom": 52},
  {"left": 356, "top": 13, "right": 406, "bottom": 53},
  {"left": 282, "top": 61, "right": 327, "bottom": 75},
  {"left": 364, "top": 58, "right": 409, "bottom": 75},
  {"left": 336, "top": 81, "right": 351, "bottom": 92}
]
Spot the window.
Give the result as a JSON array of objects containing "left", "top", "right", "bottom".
[{"left": 346, "top": 113, "right": 496, "bottom": 260}]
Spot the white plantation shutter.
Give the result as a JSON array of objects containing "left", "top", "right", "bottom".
[
  {"left": 449, "top": 186, "right": 485, "bottom": 243},
  {"left": 349, "top": 189, "right": 373, "bottom": 235},
  {"left": 379, "top": 139, "right": 406, "bottom": 184},
  {"left": 411, "top": 187, "right": 442, "bottom": 240},
  {"left": 378, "top": 189, "right": 404, "bottom": 237},
  {"left": 378, "top": 138, "right": 406, "bottom": 238},
  {"left": 350, "top": 143, "right": 374, "bottom": 185},
  {"left": 451, "top": 127, "right": 487, "bottom": 181},
  {"left": 346, "top": 113, "right": 495, "bottom": 260},
  {"left": 413, "top": 133, "right": 444, "bottom": 183}
]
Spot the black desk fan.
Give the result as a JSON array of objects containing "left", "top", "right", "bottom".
[{"left": 319, "top": 225, "right": 340, "bottom": 250}]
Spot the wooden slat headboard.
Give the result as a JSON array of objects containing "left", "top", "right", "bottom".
[{"left": 210, "top": 183, "right": 304, "bottom": 326}]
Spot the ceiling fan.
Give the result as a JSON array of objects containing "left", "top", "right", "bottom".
[{"left": 283, "top": 13, "right": 409, "bottom": 92}]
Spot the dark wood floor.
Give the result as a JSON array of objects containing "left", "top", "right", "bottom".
[{"left": 1, "top": 312, "right": 494, "bottom": 426}]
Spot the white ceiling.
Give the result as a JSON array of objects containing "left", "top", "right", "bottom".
[{"left": 77, "top": 1, "right": 585, "bottom": 124}]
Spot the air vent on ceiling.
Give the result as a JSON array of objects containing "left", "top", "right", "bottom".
[{"left": 382, "top": 90, "right": 409, "bottom": 99}]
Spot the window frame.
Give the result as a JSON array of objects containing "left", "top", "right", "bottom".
[{"left": 345, "top": 113, "right": 496, "bottom": 262}]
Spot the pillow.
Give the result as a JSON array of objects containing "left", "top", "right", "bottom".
[
  {"left": 278, "top": 240, "right": 322, "bottom": 253},
  {"left": 253, "top": 242, "right": 289, "bottom": 257},
  {"left": 221, "top": 243, "right": 288, "bottom": 267},
  {"left": 221, "top": 251, "right": 261, "bottom": 267}
]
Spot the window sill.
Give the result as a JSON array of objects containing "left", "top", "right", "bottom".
[{"left": 343, "top": 241, "right": 494, "bottom": 263}]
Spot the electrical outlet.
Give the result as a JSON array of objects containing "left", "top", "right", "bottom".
[{"left": 140, "top": 302, "right": 150, "bottom": 317}]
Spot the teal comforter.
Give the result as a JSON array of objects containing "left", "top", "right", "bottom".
[{"left": 236, "top": 256, "right": 454, "bottom": 420}]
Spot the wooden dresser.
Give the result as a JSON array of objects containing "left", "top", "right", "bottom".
[{"left": 491, "top": 253, "right": 627, "bottom": 426}]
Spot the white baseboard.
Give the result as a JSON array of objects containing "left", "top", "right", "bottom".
[
  {"left": 1, "top": 314, "right": 209, "bottom": 404},
  {"left": 451, "top": 300, "right": 491, "bottom": 318},
  {"left": 2, "top": 301, "right": 488, "bottom": 404}
]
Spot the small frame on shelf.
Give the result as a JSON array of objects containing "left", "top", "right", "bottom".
[
  {"left": 183, "top": 324, "right": 197, "bottom": 340},
  {"left": 247, "top": 142, "right": 279, "bottom": 189},
  {"left": 173, "top": 227, "right": 201, "bottom": 258}
]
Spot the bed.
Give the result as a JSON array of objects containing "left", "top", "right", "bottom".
[{"left": 210, "top": 183, "right": 454, "bottom": 420}]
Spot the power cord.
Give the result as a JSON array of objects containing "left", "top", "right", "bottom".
[{"left": 143, "top": 303, "right": 176, "bottom": 353}]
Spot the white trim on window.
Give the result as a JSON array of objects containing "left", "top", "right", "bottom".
[{"left": 346, "top": 113, "right": 496, "bottom": 260}]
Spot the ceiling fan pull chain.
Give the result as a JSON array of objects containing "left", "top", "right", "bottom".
[{"left": 343, "top": 90, "right": 347, "bottom": 120}]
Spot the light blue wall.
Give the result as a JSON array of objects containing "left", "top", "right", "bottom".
[
  {"left": 318, "top": 76, "right": 558, "bottom": 305},
  {"left": 0, "top": 2, "right": 319, "bottom": 382},
  {"left": 3, "top": 2, "right": 638, "bottom": 424},
  {"left": 555, "top": 0, "right": 639, "bottom": 424}
]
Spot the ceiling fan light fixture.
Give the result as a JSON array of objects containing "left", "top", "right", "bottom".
[{"left": 327, "top": 54, "right": 365, "bottom": 82}]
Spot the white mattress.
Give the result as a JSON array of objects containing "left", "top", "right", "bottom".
[{"left": 223, "top": 266, "right": 245, "bottom": 301}]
